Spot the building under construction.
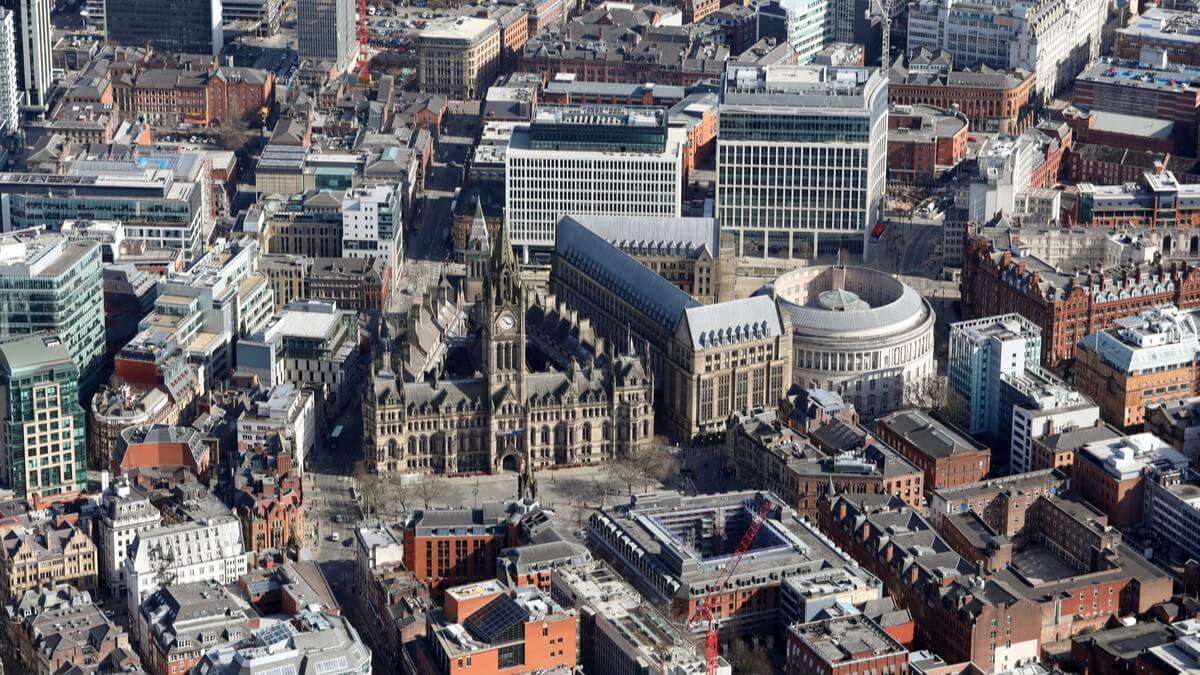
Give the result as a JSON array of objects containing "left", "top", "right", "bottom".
[{"left": 585, "top": 491, "right": 870, "bottom": 638}]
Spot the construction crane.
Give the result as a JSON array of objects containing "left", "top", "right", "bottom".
[
  {"left": 685, "top": 498, "right": 774, "bottom": 675},
  {"left": 357, "top": 0, "right": 371, "bottom": 84}
]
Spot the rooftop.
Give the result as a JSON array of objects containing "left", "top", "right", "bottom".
[
  {"left": 1080, "top": 432, "right": 1189, "bottom": 480},
  {"left": 790, "top": 615, "right": 907, "bottom": 665},
  {"left": 876, "top": 409, "right": 985, "bottom": 459},
  {"left": 418, "top": 16, "right": 499, "bottom": 41},
  {"left": 0, "top": 335, "right": 74, "bottom": 375}
]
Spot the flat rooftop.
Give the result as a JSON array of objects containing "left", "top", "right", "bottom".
[{"left": 790, "top": 614, "right": 906, "bottom": 665}]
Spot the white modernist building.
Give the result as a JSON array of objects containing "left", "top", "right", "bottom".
[
  {"left": 762, "top": 264, "right": 936, "bottom": 418},
  {"left": 1005, "top": 365, "right": 1100, "bottom": 474},
  {"left": 906, "top": 0, "right": 1107, "bottom": 100},
  {"left": 0, "top": 9, "right": 17, "bottom": 133},
  {"left": 124, "top": 508, "right": 248, "bottom": 612},
  {"left": 717, "top": 64, "right": 888, "bottom": 260},
  {"left": 505, "top": 105, "right": 685, "bottom": 262},
  {"left": 235, "top": 382, "right": 317, "bottom": 470},
  {"left": 341, "top": 184, "right": 402, "bottom": 272},
  {"left": 6, "top": 0, "right": 51, "bottom": 111},
  {"left": 96, "top": 480, "right": 162, "bottom": 597}
]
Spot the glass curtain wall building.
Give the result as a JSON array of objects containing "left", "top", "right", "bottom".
[{"left": 716, "top": 64, "right": 888, "bottom": 260}]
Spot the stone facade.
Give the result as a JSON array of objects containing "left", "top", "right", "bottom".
[{"left": 364, "top": 220, "right": 653, "bottom": 476}]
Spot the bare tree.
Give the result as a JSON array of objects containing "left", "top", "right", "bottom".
[
  {"left": 902, "top": 374, "right": 950, "bottom": 411},
  {"left": 352, "top": 460, "right": 391, "bottom": 520},
  {"left": 417, "top": 476, "right": 449, "bottom": 509},
  {"left": 605, "top": 456, "right": 642, "bottom": 496},
  {"left": 724, "top": 637, "right": 774, "bottom": 675}
]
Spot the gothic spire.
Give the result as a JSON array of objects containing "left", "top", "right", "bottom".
[
  {"left": 490, "top": 212, "right": 518, "bottom": 274},
  {"left": 468, "top": 197, "right": 490, "bottom": 252}
]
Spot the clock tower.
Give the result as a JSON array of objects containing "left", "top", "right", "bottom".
[{"left": 482, "top": 216, "right": 525, "bottom": 400}]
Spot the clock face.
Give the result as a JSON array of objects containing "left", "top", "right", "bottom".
[{"left": 496, "top": 313, "right": 515, "bottom": 331}]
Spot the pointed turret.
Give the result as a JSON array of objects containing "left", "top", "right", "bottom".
[
  {"left": 486, "top": 215, "right": 522, "bottom": 306},
  {"left": 490, "top": 213, "right": 518, "bottom": 274},
  {"left": 468, "top": 197, "right": 490, "bottom": 253}
]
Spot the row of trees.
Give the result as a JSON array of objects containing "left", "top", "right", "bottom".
[{"left": 353, "top": 460, "right": 449, "bottom": 521}]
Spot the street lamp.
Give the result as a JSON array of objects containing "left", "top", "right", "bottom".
[{"left": 473, "top": 481, "right": 479, "bottom": 509}]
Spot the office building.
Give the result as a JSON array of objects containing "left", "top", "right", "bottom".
[
  {"left": 426, "top": 581, "right": 577, "bottom": 675},
  {"left": 725, "top": 407, "right": 925, "bottom": 518},
  {"left": 0, "top": 231, "right": 104, "bottom": 393},
  {"left": 906, "top": 0, "right": 1107, "bottom": 100},
  {"left": 0, "top": 161, "right": 210, "bottom": 265},
  {"left": 888, "top": 49, "right": 1036, "bottom": 134},
  {"left": 1, "top": 0, "right": 50, "bottom": 110},
  {"left": 1073, "top": 432, "right": 1188, "bottom": 527},
  {"left": 235, "top": 383, "right": 316, "bottom": 469},
  {"left": 588, "top": 491, "right": 866, "bottom": 637},
  {"left": 1005, "top": 365, "right": 1100, "bottom": 475},
  {"left": 117, "top": 237, "right": 270, "bottom": 391},
  {"left": 105, "top": 0, "right": 222, "bottom": 56},
  {"left": 716, "top": 64, "right": 887, "bottom": 260},
  {"left": 416, "top": 17, "right": 501, "bottom": 100},
  {"left": 136, "top": 581, "right": 253, "bottom": 675},
  {"left": 1116, "top": 9, "right": 1200, "bottom": 67},
  {"left": 552, "top": 561, "right": 733, "bottom": 675},
  {"left": 0, "top": 336, "right": 87, "bottom": 500},
  {"left": 342, "top": 184, "right": 403, "bottom": 276},
  {"left": 0, "top": 522, "right": 97, "bottom": 602},
  {"left": 821, "top": 494, "right": 1042, "bottom": 670},
  {"left": 124, "top": 494, "right": 248, "bottom": 610},
  {"left": 781, "top": 0, "right": 831, "bottom": 64},
  {"left": 192, "top": 608, "right": 371, "bottom": 675},
  {"left": 297, "top": 0, "right": 354, "bottom": 72},
  {"left": 1145, "top": 463, "right": 1200, "bottom": 565},
  {"left": 401, "top": 502, "right": 525, "bottom": 594},
  {"left": 928, "top": 469, "right": 1068, "bottom": 537},
  {"left": 786, "top": 616, "right": 908, "bottom": 675},
  {"left": 89, "top": 383, "right": 187, "bottom": 472},
  {"left": 0, "top": 9, "right": 17, "bottom": 132},
  {"left": 948, "top": 314, "right": 1042, "bottom": 436},
  {"left": 550, "top": 215, "right": 791, "bottom": 443},
  {"left": 931, "top": 490, "right": 1171, "bottom": 646},
  {"left": 765, "top": 265, "right": 935, "bottom": 418},
  {"left": 96, "top": 480, "right": 161, "bottom": 598},
  {"left": 1146, "top": 396, "right": 1200, "bottom": 464},
  {"left": 236, "top": 300, "right": 358, "bottom": 416},
  {"left": 874, "top": 409, "right": 990, "bottom": 493},
  {"left": 1075, "top": 306, "right": 1200, "bottom": 430},
  {"left": 1072, "top": 61, "right": 1200, "bottom": 152},
  {"left": 505, "top": 106, "right": 685, "bottom": 260},
  {"left": 960, "top": 235, "right": 1200, "bottom": 367}
]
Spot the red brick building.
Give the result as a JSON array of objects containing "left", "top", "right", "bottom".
[
  {"left": 428, "top": 581, "right": 578, "bottom": 675},
  {"left": 820, "top": 494, "right": 1044, "bottom": 670},
  {"left": 960, "top": 235, "right": 1200, "bottom": 366},
  {"left": 888, "top": 61, "right": 1036, "bottom": 134},
  {"left": 403, "top": 502, "right": 525, "bottom": 595},
  {"left": 786, "top": 615, "right": 908, "bottom": 675},
  {"left": 887, "top": 104, "right": 969, "bottom": 184},
  {"left": 1071, "top": 433, "right": 1189, "bottom": 528},
  {"left": 874, "top": 409, "right": 990, "bottom": 493}
]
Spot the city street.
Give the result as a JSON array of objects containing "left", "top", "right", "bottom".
[{"left": 388, "top": 102, "right": 478, "bottom": 315}]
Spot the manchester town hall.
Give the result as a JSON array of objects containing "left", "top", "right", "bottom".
[{"left": 363, "top": 215, "right": 655, "bottom": 476}]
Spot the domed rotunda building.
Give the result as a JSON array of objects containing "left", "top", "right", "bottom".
[{"left": 758, "top": 265, "right": 936, "bottom": 418}]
